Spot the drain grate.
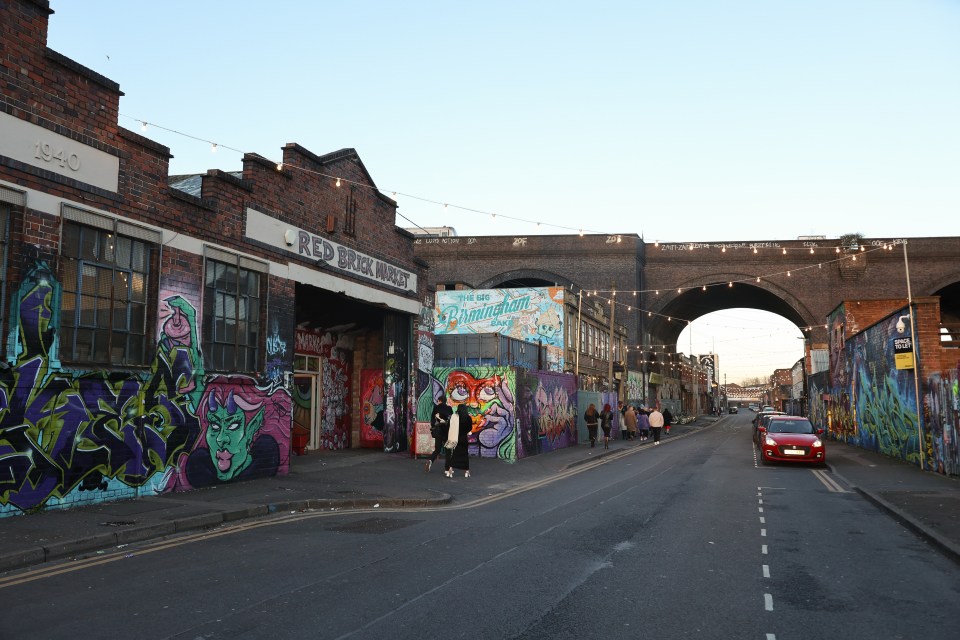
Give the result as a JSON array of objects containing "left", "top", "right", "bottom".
[
  {"left": 328, "top": 517, "right": 420, "bottom": 535},
  {"left": 99, "top": 520, "right": 137, "bottom": 527}
]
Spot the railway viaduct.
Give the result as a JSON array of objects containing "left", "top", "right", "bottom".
[{"left": 413, "top": 233, "right": 960, "bottom": 368}]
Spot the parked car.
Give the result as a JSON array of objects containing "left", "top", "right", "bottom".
[
  {"left": 748, "top": 404, "right": 759, "bottom": 412},
  {"left": 752, "top": 407, "right": 783, "bottom": 429},
  {"left": 752, "top": 411, "right": 786, "bottom": 446},
  {"left": 756, "top": 416, "right": 825, "bottom": 466}
]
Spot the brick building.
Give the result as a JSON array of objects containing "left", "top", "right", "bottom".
[{"left": 0, "top": 0, "right": 426, "bottom": 516}]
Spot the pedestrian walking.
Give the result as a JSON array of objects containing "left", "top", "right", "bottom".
[
  {"left": 663, "top": 407, "right": 674, "bottom": 435},
  {"left": 637, "top": 407, "right": 650, "bottom": 440},
  {"left": 445, "top": 403, "right": 473, "bottom": 478},
  {"left": 623, "top": 404, "right": 638, "bottom": 440},
  {"left": 584, "top": 403, "right": 600, "bottom": 448},
  {"left": 649, "top": 407, "right": 664, "bottom": 445},
  {"left": 426, "top": 395, "right": 453, "bottom": 472},
  {"left": 599, "top": 403, "right": 615, "bottom": 449}
]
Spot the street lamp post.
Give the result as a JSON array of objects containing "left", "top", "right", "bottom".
[{"left": 902, "top": 241, "right": 925, "bottom": 469}]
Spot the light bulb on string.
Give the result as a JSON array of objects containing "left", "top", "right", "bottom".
[
  {"left": 141, "top": 121, "right": 148, "bottom": 131},
  {"left": 276, "top": 163, "right": 283, "bottom": 171},
  {"left": 211, "top": 143, "right": 218, "bottom": 153},
  {"left": 335, "top": 178, "right": 341, "bottom": 187},
  {"left": 782, "top": 248, "right": 787, "bottom": 255}
]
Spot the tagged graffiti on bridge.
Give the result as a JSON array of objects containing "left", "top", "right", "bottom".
[{"left": 0, "top": 261, "right": 291, "bottom": 516}]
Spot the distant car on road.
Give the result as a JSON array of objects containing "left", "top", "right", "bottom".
[
  {"left": 756, "top": 416, "right": 825, "bottom": 466},
  {"left": 729, "top": 406, "right": 739, "bottom": 414},
  {"left": 748, "top": 404, "right": 759, "bottom": 412}
]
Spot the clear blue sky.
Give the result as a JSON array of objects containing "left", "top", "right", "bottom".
[{"left": 46, "top": 1, "right": 959, "bottom": 383}]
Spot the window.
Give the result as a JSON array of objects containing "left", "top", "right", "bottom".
[
  {"left": 344, "top": 186, "right": 357, "bottom": 236},
  {"left": 0, "top": 202, "right": 10, "bottom": 344},
  {"left": 59, "top": 206, "right": 159, "bottom": 365},
  {"left": 203, "top": 248, "right": 266, "bottom": 372}
]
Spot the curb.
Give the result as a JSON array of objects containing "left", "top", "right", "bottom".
[
  {"left": 853, "top": 486, "right": 960, "bottom": 567},
  {"left": 0, "top": 493, "right": 454, "bottom": 573}
]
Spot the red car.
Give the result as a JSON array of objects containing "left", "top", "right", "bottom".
[{"left": 757, "top": 416, "right": 826, "bottom": 466}]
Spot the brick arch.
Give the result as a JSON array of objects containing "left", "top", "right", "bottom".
[
  {"left": 479, "top": 269, "right": 576, "bottom": 290},
  {"left": 644, "top": 276, "right": 821, "bottom": 346},
  {"left": 927, "top": 273, "right": 960, "bottom": 298}
]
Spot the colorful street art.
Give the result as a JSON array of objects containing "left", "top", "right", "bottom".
[
  {"left": 359, "top": 369, "right": 385, "bottom": 448},
  {"left": 418, "top": 366, "right": 517, "bottom": 461},
  {"left": 924, "top": 368, "right": 960, "bottom": 476},
  {"left": 0, "top": 261, "right": 292, "bottom": 517},
  {"left": 516, "top": 371, "right": 578, "bottom": 458},
  {"left": 383, "top": 314, "right": 409, "bottom": 453},
  {"left": 811, "top": 308, "right": 924, "bottom": 467},
  {"left": 164, "top": 375, "right": 290, "bottom": 490},
  {"left": 434, "top": 287, "right": 566, "bottom": 371},
  {"left": 626, "top": 370, "right": 643, "bottom": 405}
]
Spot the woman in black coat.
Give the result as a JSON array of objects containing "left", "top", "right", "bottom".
[{"left": 445, "top": 403, "right": 473, "bottom": 478}]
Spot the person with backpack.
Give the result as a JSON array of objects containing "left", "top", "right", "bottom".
[
  {"left": 663, "top": 407, "right": 674, "bottom": 435},
  {"left": 426, "top": 395, "right": 453, "bottom": 473}
]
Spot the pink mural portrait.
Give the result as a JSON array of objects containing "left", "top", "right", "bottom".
[{"left": 360, "top": 369, "right": 385, "bottom": 448}]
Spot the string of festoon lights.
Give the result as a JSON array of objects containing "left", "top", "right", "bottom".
[
  {"left": 571, "top": 240, "right": 902, "bottom": 353},
  {"left": 119, "top": 111, "right": 905, "bottom": 336},
  {"left": 121, "top": 114, "right": 615, "bottom": 236}
]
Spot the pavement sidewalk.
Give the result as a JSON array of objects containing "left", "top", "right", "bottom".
[{"left": 1, "top": 416, "right": 957, "bottom": 572}]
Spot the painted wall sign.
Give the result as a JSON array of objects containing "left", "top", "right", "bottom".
[
  {"left": 245, "top": 207, "right": 417, "bottom": 293},
  {"left": 0, "top": 111, "right": 120, "bottom": 192},
  {"left": 434, "top": 287, "right": 565, "bottom": 371},
  {"left": 894, "top": 336, "right": 915, "bottom": 370}
]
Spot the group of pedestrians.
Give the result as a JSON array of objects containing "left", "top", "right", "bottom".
[
  {"left": 618, "top": 402, "right": 673, "bottom": 445},
  {"left": 583, "top": 402, "right": 673, "bottom": 448},
  {"left": 425, "top": 395, "right": 678, "bottom": 478}
]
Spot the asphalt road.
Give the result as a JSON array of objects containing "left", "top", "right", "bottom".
[{"left": 3, "top": 413, "right": 957, "bottom": 640}]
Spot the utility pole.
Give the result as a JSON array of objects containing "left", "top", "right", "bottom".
[
  {"left": 608, "top": 286, "right": 616, "bottom": 397},
  {"left": 575, "top": 289, "right": 583, "bottom": 381}
]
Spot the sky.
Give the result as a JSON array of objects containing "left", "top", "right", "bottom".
[{"left": 45, "top": 1, "right": 959, "bottom": 384}]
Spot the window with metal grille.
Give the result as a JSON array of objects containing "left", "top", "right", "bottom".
[
  {"left": 203, "top": 254, "right": 263, "bottom": 372},
  {"left": 60, "top": 219, "right": 154, "bottom": 365}
]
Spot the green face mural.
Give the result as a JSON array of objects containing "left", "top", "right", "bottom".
[{"left": 205, "top": 404, "right": 265, "bottom": 481}]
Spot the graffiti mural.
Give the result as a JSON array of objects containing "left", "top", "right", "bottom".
[
  {"left": 321, "top": 354, "right": 351, "bottom": 450},
  {"left": 265, "top": 317, "right": 287, "bottom": 383},
  {"left": 516, "top": 371, "right": 578, "bottom": 458},
  {"left": 810, "top": 308, "right": 925, "bottom": 468},
  {"left": 419, "top": 366, "right": 517, "bottom": 461},
  {"left": 0, "top": 265, "right": 200, "bottom": 514},
  {"left": 0, "top": 261, "right": 292, "bottom": 517},
  {"left": 359, "top": 369, "right": 385, "bottom": 448},
  {"left": 923, "top": 367, "right": 960, "bottom": 476},
  {"left": 626, "top": 370, "right": 643, "bottom": 405},
  {"left": 164, "top": 376, "right": 290, "bottom": 490},
  {"left": 383, "top": 313, "right": 409, "bottom": 453}
]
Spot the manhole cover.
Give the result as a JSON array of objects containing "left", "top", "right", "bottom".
[{"left": 328, "top": 518, "right": 420, "bottom": 535}]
